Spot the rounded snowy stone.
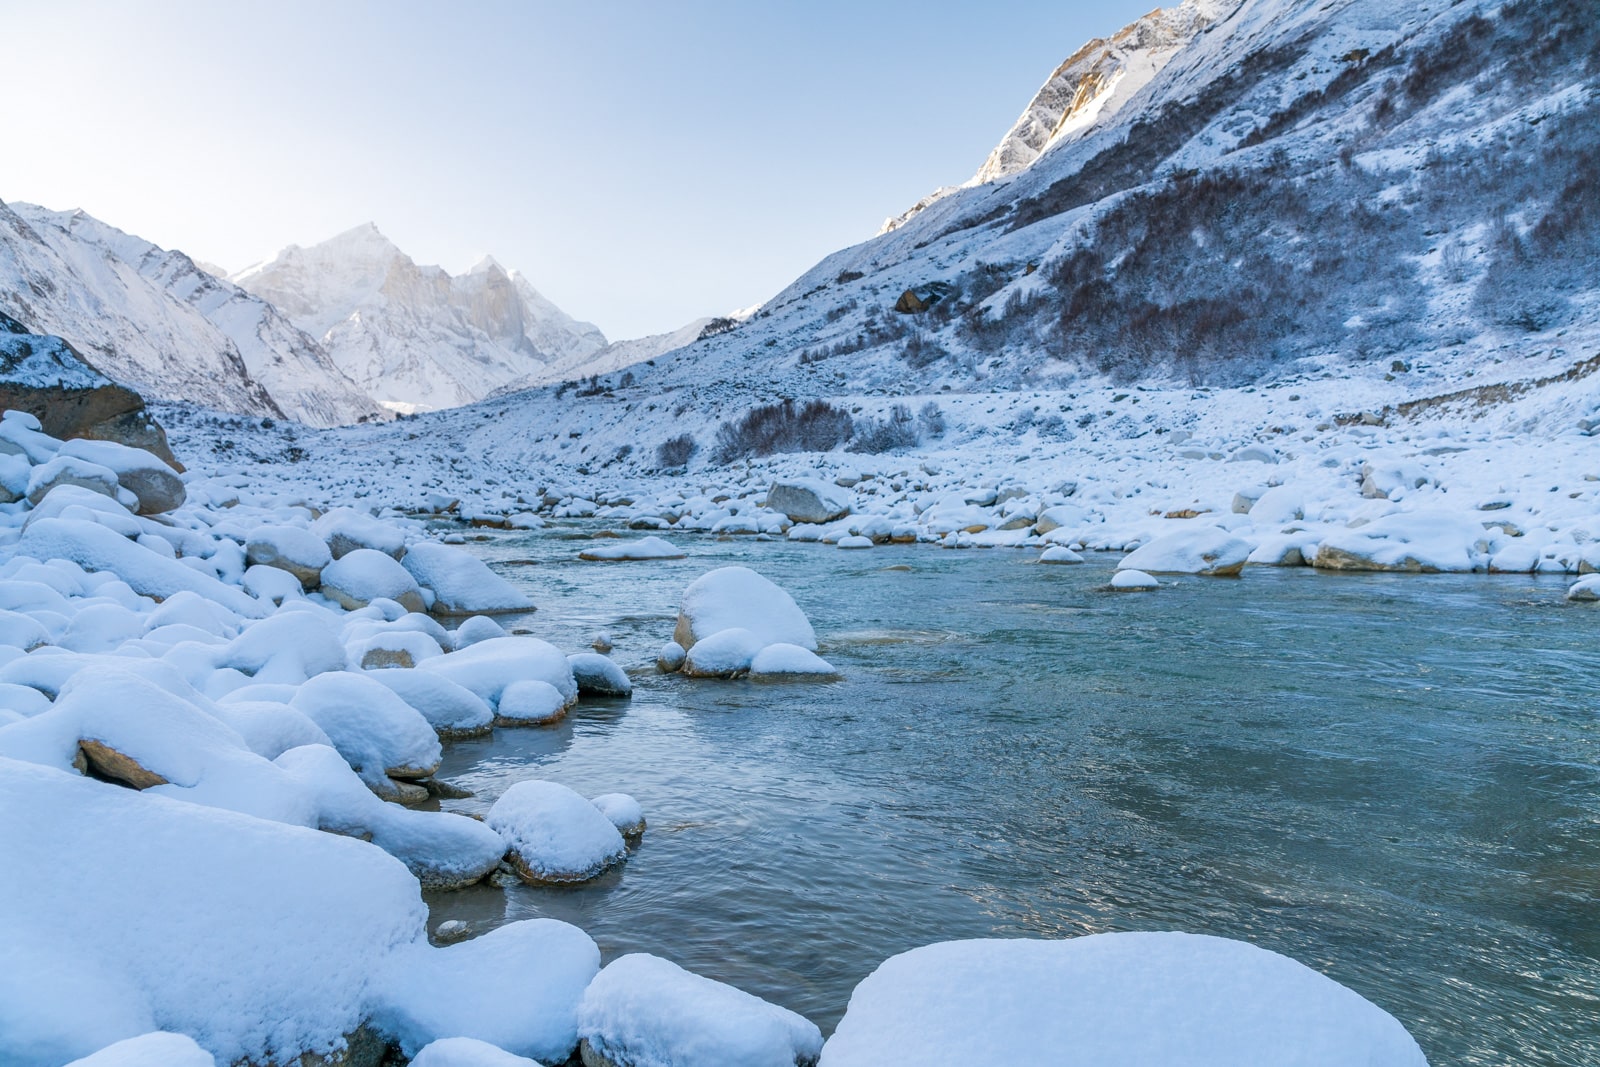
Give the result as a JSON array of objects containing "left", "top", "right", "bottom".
[
  {"left": 1039, "top": 546, "right": 1085, "bottom": 564},
  {"left": 420, "top": 635, "right": 577, "bottom": 708},
  {"left": 368, "top": 669, "right": 494, "bottom": 740},
  {"left": 245, "top": 524, "right": 333, "bottom": 589},
  {"left": 837, "top": 535, "right": 874, "bottom": 549},
  {"left": 1110, "top": 569, "right": 1160, "bottom": 590},
  {"left": 410, "top": 1036, "right": 544, "bottom": 1067},
  {"left": 657, "top": 641, "right": 687, "bottom": 673},
  {"left": 487, "top": 780, "right": 627, "bottom": 884},
  {"left": 1567, "top": 574, "right": 1600, "bottom": 601},
  {"left": 401, "top": 542, "right": 533, "bottom": 616},
  {"left": 818, "top": 933, "right": 1427, "bottom": 1067},
  {"left": 749, "top": 643, "right": 839, "bottom": 681},
  {"left": 322, "top": 549, "right": 427, "bottom": 613},
  {"left": 61, "top": 1031, "right": 216, "bottom": 1066},
  {"left": 453, "top": 614, "right": 507, "bottom": 649},
  {"left": 578, "top": 535, "right": 686, "bottom": 561},
  {"left": 673, "top": 566, "right": 816, "bottom": 652},
  {"left": 568, "top": 653, "right": 632, "bottom": 698},
  {"left": 590, "top": 792, "right": 645, "bottom": 839},
  {"left": 290, "top": 671, "right": 442, "bottom": 780},
  {"left": 1118, "top": 527, "right": 1251, "bottom": 576},
  {"left": 681, "top": 627, "right": 765, "bottom": 678},
  {"left": 579, "top": 953, "right": 822, "bottom": 1067},
  {"left": 56, "top": 438, "right": 186, "bottom": 516},
  {"left": 495, "top": 680, "right": 569, "bottom": 726}
]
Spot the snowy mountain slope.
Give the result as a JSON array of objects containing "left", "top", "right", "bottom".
[
  {"left": 231, "top": 225, "right": 607, "bottom": 413},
  {"left": 882, "top": 0, "right": 1231, "bottom": 234},
  {"left": 0, "top": 202, "right": 380, "bottom": 427},
  {"left": 489, "top": 316, "right": 716, "bottom": 397}
]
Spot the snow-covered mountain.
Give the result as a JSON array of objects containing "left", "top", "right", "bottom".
[
  {"left": 0, "top": 201, "right": 380, "bottom": 427},
  {"left": 231, "top": 225, "right": 607, "bottom": 413}
]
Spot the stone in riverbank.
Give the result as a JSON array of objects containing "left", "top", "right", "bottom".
[
  {"left": 487, "top": 780, "right": 627, "bottom": 885},
  {"left": 766, "top": 478, "right": 851, "bottom": 524}
]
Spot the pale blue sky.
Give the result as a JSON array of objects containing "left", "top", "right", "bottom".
[{"left": 3, "top": 1, "right": 1152, "bottom": 339}]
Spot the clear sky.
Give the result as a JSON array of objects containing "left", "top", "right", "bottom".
[{"left": 3, "top": 1, "right": 1154, "bottom": 340}]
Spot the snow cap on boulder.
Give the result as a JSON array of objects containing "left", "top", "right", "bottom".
[
  {"left": 766, "top": 478, "right": 851, "bottom": 524},
  {"left": 674, "top": 566, "right": 816, "bottom": 651},
  {"left": 402, "top": 542, "right": 533, "bottom": 615}
]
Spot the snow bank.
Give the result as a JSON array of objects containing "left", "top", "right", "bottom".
[
  {"left": 674, "top": 566, "right": 816, "bottom": 650},
  {"left": 819, "top": 933, "right": 1426, "bottom": 1066},
  {"left": 578, "top": 535, "right": 686, "bottom": 561},
  {"left": 401, "top": 542, "right": 533, "bottom": 615},
  {"left": 579, "top": 953, "right": 823, "bottom": 1067},
  {"left": 1118, "top": 527, "right": 1252, "bottom": 576},
  {"left": 487, "top": 779, "right": 627, "bottom": 884},
  {"left": 0, "top": 757, "right": 426, "bottom": 1067},
  {"left": 372, "top": 919, "right": 599, "bottom": 1062},
  {"left": 1314, "top": 511, "right": 1489, "bottom": 573}
]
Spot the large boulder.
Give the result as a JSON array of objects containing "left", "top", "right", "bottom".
[
  {"left": 818, "top": 934, "right": 1427, "bottom": 1066},
  {"left": 673, "top": 566, "right": 817, "bottom": 651},
  {"left": 401, "top": 543, "right": 533, "bottom": 616},
  {"left": 487, "top": 780, "right": 627, "bottom": 885},
  {"left": 56, "top": 439, "right": 184, "bottom": 515},
  {"left": 321, "top": 549, "right": 427, "bottom": 613},
  {"left": 246, "top": 525, "right": 333, "bottom": 590},
  {"left": 1118, "top": 527, "right": 1252, "bottom": 577},
  {"left": 765, "top": 479, "right": 851, "bottom": 524}
]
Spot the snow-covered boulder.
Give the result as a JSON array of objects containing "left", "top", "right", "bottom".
[
  {"left": 311, "top": 508, "right": 407, "bottom": 560},
  {"left": 766, "top": 478, "right": 851, "bottom": 524},
  {"left": 0, "top": 756, "right": 426, "bottom": 1067},
  {"left": 682, "top": 627, "right": 767, "bottom": 678},
  {"left": 1314, "top": 511, "right": 1487, "bottom": 573},
  {"left": 674, "top": 566, "right": 816, "bottom": 651},
  {"left": 578, "top": 535, "right": 686, "bottom": 561},
  {"left": 62, "top": 1032, "right": 216, "bottom": 1067},
  {"left": 25, "top": 454, "right": 132, "bottom": 508},
  {"left": 1110, "top": 570, "right": 1160, "bottom": 591},
  {"left": 837, "top": 535, "right": 873, "bottom": 550},
  {"left": 818, "top": 934, "right": 1426, "bottom": 1066},
  {"left": 368, "top": 669, "right": 495, "bottom": 740},
  {"left": 409, "top": 1037, "right": 543, "bottom": 1067},
  {"left": 56, "top": 439, "right": 185, "bottom": 515},
  {"left": 320, "top": 549, "right": 427, "bottom": 613},
  {"left": 245, "top": 525, "right": 333, "bottom": 590},
  {"left": 494, "top": 679, "right": 569, "bottom": 726},
  {"left": 568, "top": 652, "right": 633, "bottom": 698},
  {"left": 209, "top": 700, "right": 333, "bottom": 760},
  {"left": 1567, "top": 574, "right": 1600, "bottom": 601},
  {"left": 1039, "top": 546, "right": 1084, "bottom": 564},
  {"left": 657, "top": 641, "right": 687, "bottom": 673},
  {"left": 420, "top": 635, "right": 577, "bottom": 710},
  {"left": 348, "top": 628, "right": 444, "bottom": 670},
  {"left": 1118, "top": 527, "right": 1252, "bottom": 577},
  {"left": 749, "top": 644, "right": 839, "bottom": 681},
  {"left": 578, "top": 954, "right": 822, "bottom": 1067},
  {"left": 372, "top": 919, "right": 599, "bottom": 1062},
  {"left": 487, "top": 779, "right": 627, "bottom": 884},
  {"left": 591, "top": 792, "right": 645, "bottom": 840},
  {"left": 216, "top": 609, "right": 346, "bottom": 684},
  {"left": 401, "top": 542, "right": 533, "bottom": 615},
  {"left": 290, "top": 671, "right": 442, "bottom": 784},
  {"left": 453, "top": 614, "right": 506, "bottom": 649}
]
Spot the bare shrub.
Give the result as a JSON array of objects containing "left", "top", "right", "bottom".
[
  {"left": 711, "top": 399, "right": 855, "bottom": 463},
  {"left": 655, "top": 433, "right": 697, "bottom": 468}
]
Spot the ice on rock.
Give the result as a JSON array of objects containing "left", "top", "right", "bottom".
[
  {"left": 453, "top": 613, "right": 507, "bottom": 649},
  {"left": 578, "top": 535, "right": 686, "bottom": 561},
  {"left": 311, "top": 507, "right": 407, "bottom": 559},
  {"left": 568, "top": 652, "right": 633, "bottom": 697},
  {"left": 372, "top": 918, "right": 599, "bottom": 1062},
  {"left": 401, "top": 542, "right": 534, "bottom": 615},
  {"left": 578, "top": 953, "right": 823, "bottom": 1067},
  {"left": 420, "top": 635, "right": 577, "bottom": 709},
  {"left": 674, "top": 566, "right": 817, "bottom": 651},
  {"left": 818, "top": 933, "right": 1427, "bottom": 1067},
  {"left": 409, "top": 1037, "right": 545, "bottom": 1067},
  {"left": 1118, "top": 527, "right": 1252, "bottom": 576},
  {"left": 1039, "top": 545, "right": 1085, "bottom": 564},
  {"left": 276, "top": 744, "right": 503, "bottom": 890},
  {"left": 1110, "top": 569, "right": 1160, "bottom": 590},
  {"left": 494, "top": 679, "right": 569, "bottom": 725},
  {"left": 749, "top": 643, "right": 839, "bottom": 681},
  {"left": 290, "top": 671, "right": 442, "bottom": 783},
  {"left": 682, "top": 627, "right": 766, "bottom": 678},
  {"left": 0, "top": 757, "right": 427, "bottom": 1067},
  {"left": 56, "top": 439, "right": 185, "bottom": 515},
  {"left": 62, "top": 1032, "right": 217, "bottom": 1067},
  {"left": 368, "top": 668, "right": 495, "bottom": 739},
  {"left": 320, "top": 548, "right": 427, "bottom": 613},
  {"left": 487, "top": 779, "right": 628, "bottom": 884},
  {"left": 245, "top": 524, "right": 333, "bottom": 589},
  {"left": 19, "top": 518, "right": 267, "bottom": 618},
  {"left": 591, "top": 792, "right": 645, "bottom": 839}
]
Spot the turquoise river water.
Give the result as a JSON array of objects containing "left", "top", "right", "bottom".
[{"left": 423, "top": 526, "right": 1600, "bottom": 1066}]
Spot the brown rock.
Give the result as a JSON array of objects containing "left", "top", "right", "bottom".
[{"left": 78, "top": 739, "right": 168, "bottom": 789}]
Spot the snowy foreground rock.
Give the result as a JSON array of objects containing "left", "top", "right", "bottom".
[
  {"left": 819, "top": 934, "right": 1428, "bottom": 1066},
  {"left": 665, "top": 565, "right": 837, "bottom": 679}
]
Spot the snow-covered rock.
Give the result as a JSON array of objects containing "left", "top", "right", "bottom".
[
  {"left": 749, "top": 644, "right": 839, "bottom": 681},
  {"left": 419, "top": 635, "right": 576, "bottom": 709},
  {"left": 591, "top": 792, "right": 646, "bottom": 840},
  {"left": 1567, "top": 574, "right": 1600, "bottom": 602},
  {"left": 311, "top": 508, "right": 407, "bottom": 560},
  {"left": 367, "top": 669, "right": 495, "bottom": 740},
  {"left": 1118, "top": 527, "right": 1251, "bottom": 576},
  {"left": 452, "top": 614, "right": 507, "bottom": 649},
  {"left": 321, "top": 549, "right": 427, "bottom": 613},
  {"left": 289, "top": 671, "right": 442, "bottom": 783},
  {"left": 568, "top": 652, "right": 633, "bottom": 698},
  {"left": 409, "top": 1037, "right": 543, "bottom": 1067},
  {"left": 486, "top": 779, "right": 628, "bottom": 884},
  {"left": 674, "top": 566, "right": 816, "bottom": 651},
  {"left": 245, "top": 525, "right": 332, "bottom": 590},
  {"left": 818, "top": 933, "right": 1426, "bottom": 1066},
  {"left": 401, "top": 542, "right": 533, "bottom": 615},
  {"left": 494, "top": 679, "right": 569, "bottom": 726},
  {"left": 578, "top": 954, "right": 822, "bottom": 1067},
  {"left": 1110, "top": 569, "right": 1159, "bottom": 591},
  {"left": 1039, "top": 546, "right": 1084, "bottom": 564},
  {"left": 579, "top": 535, "right": 687, "bottom": 561},
  {"left": 657, "top": 641, "right": 687, "bottom": 673},
  {"left": 61, "top": 1032, "right": 216, "bottom": 1067},
  {"left": 54, "top": 439, "right": 184, "bottom": 515},
  {"left": 766, "top": 479, "right": 851, "bottom": 524},
  {"left": 681, "top": 627, "right": 767, "bottom": 678}
]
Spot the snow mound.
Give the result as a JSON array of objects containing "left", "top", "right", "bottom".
[
  {"left": 410, "top": 1036, "right": 544, "bottom": 1067},
  {"left": 837, "top": 535, "right": 874, "bottom": 550},
  {"left": 1110, "top": 569, "right": 1160, "bottom": 590},
  {"left": 401, "top": 542, "right": 533, "bottom": 615},
  {"left": 453, "top": 614, "right": 507, "bottom": 648},
  {"left": 368, "top": 668, "right": 495, "bottom": 739},
  {"left": 1314, "top": 511, "right": 1489, "bottom": 573},
  {"left": 321, "top": 549, "right": 426, "bottom": 613},
  {"left": 578, "top": 535, "right": 686, "bottom": 561},
  {"left": 819, "top": 933, "right": 1427, "bottom": 1067},
  {"left": 0, "top": 757, "right": 426, "bottom": 1067},
  {"left": 420, "top": 635, "right": 577, "bottom": 709},
  {"left": 579, "top": 953, "right": 823, "bottom": 1067},
  {"left": 372, "top": 918, "right": 599, "bottom": 1062},
  {"left": 290, "top": 670, "right": 442, "bottom": 782},
  {"left": 1118, "top": 527, "right": 1252, "bottom": 576},
  {"left": 487, "top": 779, "right": 627, "bottom": 884},
  {"left": 1039, "top": 546, "right": 1084, "bottom": 564},
  {"left": 495, "top": 679, "right": 569, "bottom": 726},
  {"left": 682, "top": 627, "right": 767, "bottom": 678},
  {"left": 674, "top": 566, "right": 816, "bottom": 651},
  {"left": 62, "top": 1032, "right": 215, "bottom": 1067},
  {"left": 591, "top": 792, "right": 646, "bottom": 838}
]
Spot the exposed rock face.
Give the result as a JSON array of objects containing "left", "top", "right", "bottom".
[
  {"left": 765, "top": 479, "right": 851, "bottom": 525},
  {"left": 77, "top": 739, "right": 169, "bottom": 789},
  {"left": 0, "top": 313, "right": 182, "bottom": 468}
]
